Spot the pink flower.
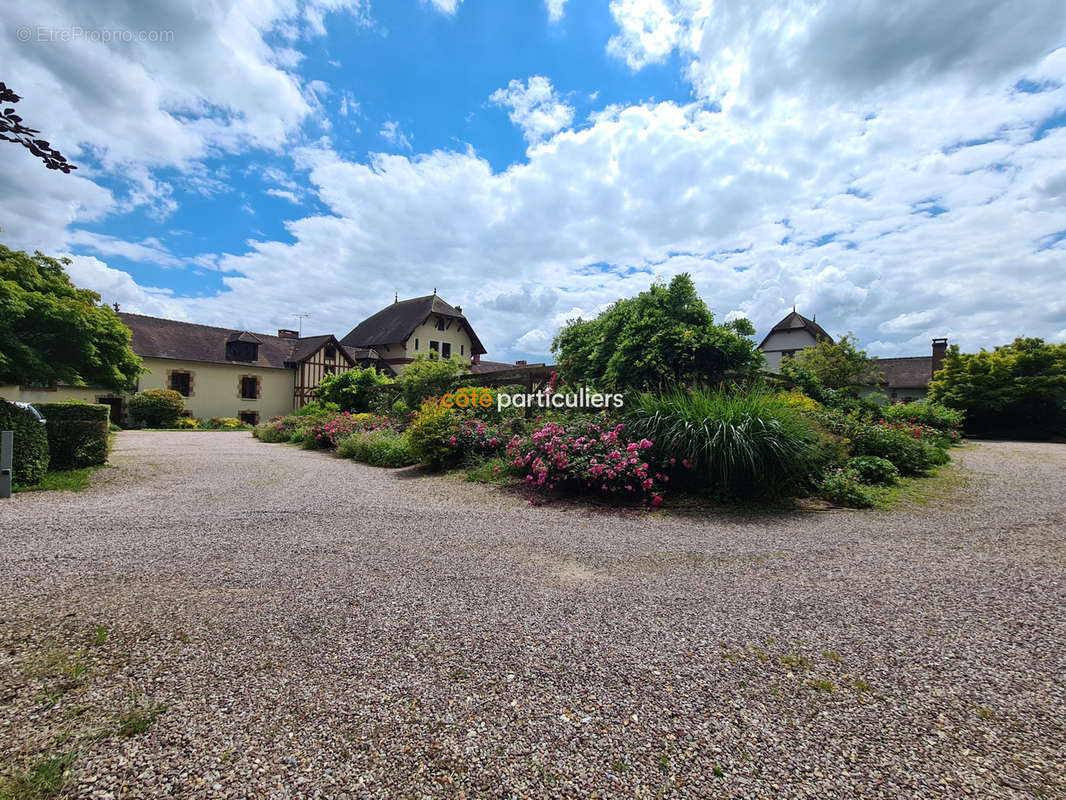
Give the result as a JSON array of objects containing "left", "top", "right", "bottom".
[{"left": 651, "top": 494, "right": 663, "bottom": 507}]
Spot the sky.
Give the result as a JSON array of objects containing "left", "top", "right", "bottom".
[{"left": 1, "top": 0, "right": 1065, "bottom": 362}]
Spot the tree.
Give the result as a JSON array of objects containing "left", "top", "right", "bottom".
[
  {"left": 315, "top": 366, "right": 394, "bottom": 413},
  {"left": 780, "top": 334, "right": 877, "bottom": 396},
  {"left": 0, "top": 244, "right": 142, "bottom": 390},
  {"left": 0, "top": 82, "right": 77, "bottom": 172},
  {"left": 401, "top": 353, "right": 469, "bottom": 408},
  {"left": 551, "top": 273, "right": 762, "bottom": 391},
  {"left": 928, "top": 338, "right": 1066, "bottom": 438}
]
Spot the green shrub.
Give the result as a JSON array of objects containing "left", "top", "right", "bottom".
[
  {"left": 846, "top": 455, "right": 899, "bottom": 485},
  {"left": 254, "top": 419, "right": 292, "bottom": 442},
  {"left": 626, "top": 387, "right": 820, "bottom": 498},
  {"left": 405, "top": 400, "right": 458, "bottom": 470},
  {"left": 819, "top": 467, "right": 874, "bottom": 507},
  {"left": 884, "top": 401, "right": 964, "bottom": 433},
  {"left": 465, "top": 456, "right": 522, "bottom": 484},
  {"left": 337, "top": 429, "right": 416, "bottom": 467},
  {"left": 202, "top": 417, "right": 245, "bottom": 430},
  {"left": 401, "top": 354, "right": 468, "bottom": 409},
  {"left": 32, "top": 401, "right": 110, "bottom": 469},
  {"left": 0, "top": 400, "right": 49, "bottom": 486},
  {"left": 850, "top": 424, "right": 942, "bottom": 476},
  {"left": 295, "top": 400, "right": 340, "bottom": 416},
  {"left": 129, "top": 389, "right": 185, "bottom": 427},
  {"left": 315, "top": 368, "right": 394, "bottom": 412}
]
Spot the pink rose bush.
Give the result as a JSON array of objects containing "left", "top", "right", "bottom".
[
  {"left": 505, "top": 419, "right": 673, "bottom": 504},
  {"left": 309, "top": 412, "right": 401, "bottom": 449},
  {"left": 449, "top": 418, "right": 512, "bottom": 457}
]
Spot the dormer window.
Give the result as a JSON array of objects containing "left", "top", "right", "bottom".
[{"left": 226, "top": 332, "right": 261, "bottom": 362}]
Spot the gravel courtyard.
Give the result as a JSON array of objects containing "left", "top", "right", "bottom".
[{"left": 1, "top": 432, "right": 1064, "bottom": 799}]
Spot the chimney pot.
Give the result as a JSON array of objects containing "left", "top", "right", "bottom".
[{"left": 454, "top": 305, "right": 462, "bottom": 314}]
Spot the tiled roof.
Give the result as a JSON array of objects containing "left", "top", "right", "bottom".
[
  {"left": 340, "top": 294, "right": 487, "bottom": 355},
  {"left": 118, "top": 313, "right": 336, "bottom": 369},
  {"left": 342, "top": 346, "right": 383, "bottom": 362},
  {"left": 469, "top": 360, "right": 521, "bottom": 375},
  {"left": 873, "top": 356, "right": 934, "bottom": 389},
  {"left": 287, "top": 334, "right": 338, "bottom": 363}
]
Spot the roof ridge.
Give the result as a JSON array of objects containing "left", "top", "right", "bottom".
[{"left": 118, "top": 311, "right": 288, "bottom": 340}]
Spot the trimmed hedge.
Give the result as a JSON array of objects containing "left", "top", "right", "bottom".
[
  {"left": 129, "top": 389, "right": 185, "bottom": 427},
  {"left": 33, "top": 402, "right": 110, "bottom": 470},
  {"left": 0, "top": 400, "right": 50, "bottom": 486}
]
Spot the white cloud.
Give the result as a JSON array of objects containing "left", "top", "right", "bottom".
[
  {"left": 66, "top": 230, "right": 182, "bottom": 268},
  {"left": 4, "top": 0, "right": 1066, "bottom": 365},
  {"left": 425, "top": 0, "right": 462, "bottom": 14},
  {"left": 379, "top": 120, "right": 414, "bottom": 150},
  {"left": 0, "top": 0, "right": 369, "bottom": 186},
  {"left": 64, "top": 255, "right": 184, "bottom": 319},
  {"left": 546, "top": 0, "right": 568, "bottom": 23},
  {"left": 490, "top": 76, "right": 575, "bottom": 145},
  {"left": 265, "top": 188, "right": 300, "bottom": 203},
  {"left": 606, "top": 0, "right": 685, "bottom": 70}
]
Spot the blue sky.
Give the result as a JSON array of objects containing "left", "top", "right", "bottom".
[{"left": 2, "top": 0, "right": 1066, "bottom": 361}]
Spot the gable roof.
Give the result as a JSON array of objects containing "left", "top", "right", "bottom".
[
  {"left": 117, "top": 313, "right": 354, "bottom": 370},
  {"left": 286, "top": 334, "right": 353, "bottom": 365},
  {"left": 758, "top": 311, "right": 833, "bottom": 350},
  {"left": 340, "top": 294, "right": 487, "bottom": 355}
]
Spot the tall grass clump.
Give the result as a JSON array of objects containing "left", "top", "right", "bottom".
[
  {"left": 627, "top": 386, "right": 820, "bottom": 498},
  {"left": 337, "top": 429, "right": 416, "bottom": 467}
]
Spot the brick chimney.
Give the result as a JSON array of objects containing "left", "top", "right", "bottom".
[
  {"left": 454, "top": 305, "right": 462, "bottom": 314},
  {"left": 277, "top": 329, "right": 299, "bottom": 339},
  {"left": 472, "top": 353, "right": 480, "bottom": 364},
  {"left": 515, "top": 360, "right": 526, "bottom": 366},
  {"left": 931, "top": 338, "right": 948, "bottom": 376}
]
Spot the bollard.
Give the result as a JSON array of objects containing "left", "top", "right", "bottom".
[{"left": 0, "top": 430, "right": 12, "bottom": 499}]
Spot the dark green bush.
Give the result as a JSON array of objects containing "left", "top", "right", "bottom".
[
  {"left": 129, "top": 389, "right": 185, "bottom": 427},
  {"left": 819, "top": 467, "right": 873, "bottom": 508},
  {"left": 627, "top": 387, "right": 820, "bottom": 498},
  {"left": 33, "top": 401, "right": 110, "bottom": 469},
  {"left": 0, "top": 400, "right": 49, "bottom": 486},
  {"left": 846, "top": 455, "right": 899, "bottom": 485}
]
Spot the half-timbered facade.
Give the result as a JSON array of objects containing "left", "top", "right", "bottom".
[{"left": 286, "top": 333, "right": 357, "bottom": 408}]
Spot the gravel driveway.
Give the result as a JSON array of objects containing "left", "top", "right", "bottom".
[{"left": 1, "top": 432, "right": 1064, "bottom": 798}]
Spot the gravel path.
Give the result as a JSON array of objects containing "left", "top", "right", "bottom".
[{"left": 1, "top": 432, "right": 1064, "bottom": 798}]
